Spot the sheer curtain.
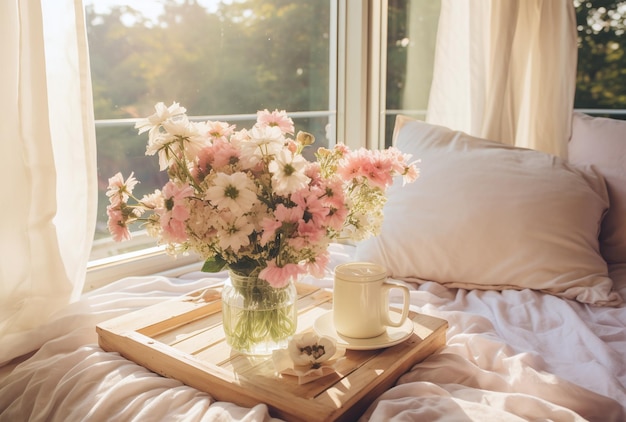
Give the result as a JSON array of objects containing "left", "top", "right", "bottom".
[
  {"left": 426, "top": 0, "right": 577, "bottom": 158},
  {"left": 0, "top": 0, "right": 96, "bottom": 365}
]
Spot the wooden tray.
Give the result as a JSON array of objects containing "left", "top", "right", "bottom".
[{"left": 96, "top": 283, "right": 447, "bottom": 422}]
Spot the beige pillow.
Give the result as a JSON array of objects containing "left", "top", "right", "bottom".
[
  {"left": 356, "top": 117, "right": 622, "bottom": 306},
  {"left": 569, "top": 112, "right": 626, "bottom": 266}
]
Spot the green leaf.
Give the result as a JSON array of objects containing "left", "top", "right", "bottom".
[
  {"left": 228, "top": 258, "right": 263, "bottom": 278},
  {"left": 202, "top": 255, "right": 227, "bottom": 273}
]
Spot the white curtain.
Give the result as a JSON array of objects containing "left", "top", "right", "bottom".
[
  {"left": 426, "top": 0, "right": 577, "bottom": 158},
  {"left": 0, "top": 0, "right": 97, "bottom": 365}
]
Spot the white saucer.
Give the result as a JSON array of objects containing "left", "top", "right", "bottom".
[{"left": 313, "top": 311, "right": 414, "bottom": 350}]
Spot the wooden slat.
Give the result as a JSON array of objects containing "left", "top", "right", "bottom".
[{"left": 98, "top": 286, "right": 223, "bottom": 334}]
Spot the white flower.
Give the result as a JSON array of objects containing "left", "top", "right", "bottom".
[
  {"left": 165, "top": 117, "right": 206, "bottom": 161},
  {"left": 135, "top": 101, "right": 186, "bottom": 136},
  {"left": 144, "top": 116, "right": 205, "bottom": 170},
  {"left": 288, "top": 333, "right": 336, "bottom": 368},
  {"left": 216, "top": 211, "right": 255, "bottom": 252},
  {"left": 145, "top": 133, "right": 174, "bottom": 170},
  {"left": 140, "top": 190, "right": 163, "bottom": 209},
  {"left": 269, "top": 149, "right": 310, "bottom": 195},
  {"left": 205, "top": 172, "right": 258, "bottom": 214},
  {"left": 240, "top": 126, "right": 284, "bottom": 164}
]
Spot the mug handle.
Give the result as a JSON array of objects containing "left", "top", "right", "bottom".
[{"left": 381, "top": 280, "right": 410, "bottom": 327}]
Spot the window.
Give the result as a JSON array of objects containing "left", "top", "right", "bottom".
[
  {"left": 383, "top": 0, "right": 440, "bottom": 147},
  {"left": 574, "top": 0, "right": 626, "bottom": 119},
  {"left": 382, "top": 0, "right": 626, "bottom": 140},
  {"left": 85, "top": 0, "right": 338, "bottom": 287}
]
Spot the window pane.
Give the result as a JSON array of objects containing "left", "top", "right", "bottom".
[
  {"left": 85, "top": 0, "right": 334, "bottom": 260},
  {"left": 574, "top": 0, "right": 626, "bottom": 119},
  {"left": 384, "top": 0, "right": 626, "bottom": 147},
  {"left": 384, "top": 0, "right": 440, "bottom": 146}
]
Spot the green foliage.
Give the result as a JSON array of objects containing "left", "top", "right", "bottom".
[
  {"left": 201, "top": 255, "right": 227, "bottom": 273},
  {"left": 86, "top": 0, "right": 330, "bottom": 119},
  {"left": 88, "top": 0, "right": 332, "bottom": 239},
  {"left": 575, "top": 0, "right": 626, "bottom": 114},
  {"left": 384, "top": 0, "right": 441, "bottom": 146}
]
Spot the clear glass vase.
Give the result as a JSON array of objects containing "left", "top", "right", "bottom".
[{"left": 221, "top": 270, "right": 298, "bottom": 355}]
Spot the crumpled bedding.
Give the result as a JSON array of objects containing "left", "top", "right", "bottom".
[{"left": 1, "top": 243, "right": 625, "bottom": 422}]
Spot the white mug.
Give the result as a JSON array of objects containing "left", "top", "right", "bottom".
[{"left": 333, "top": 262, "right": 411, "bottom": 339}]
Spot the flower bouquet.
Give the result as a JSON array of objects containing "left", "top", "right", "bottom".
[{"left": 106, "top": 102, "right": 419, "bottom": 354}]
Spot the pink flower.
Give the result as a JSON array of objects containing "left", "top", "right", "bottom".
[
  {"left": 289, "top": 220, "right": 325, "bottom": 249},
  {"left": 256, "top": 109, "right": 294, "bottom": 135},
  {"left": 211, "top": 138, "right": 240, "bottom": 170},
  {"left": 336, "top": 152, "right": 363, "bottom": 181},
  {"left": 340, "top": 149, "right": 394, "bottom": 189},
  {"left": 286, "top": 139, "right": 298, "bottom": 153},
  {"left": 193, "top": 146, "right": 215, "bottom": 182},
  {"left": 305, "top": 162, "right": 322, "bottom": 186},
  {"left": 203, "top": 120, "right": 235, "bottom": 141},
  {"left": 106, "top": 205, "right": 131, "bottom": 242},
  {"left": 385, "top": 147, "right": 421, "bottom": 185},
  {"left": 275, "top": 203, "right": 304, "bottom": 223},
  {"left": 259, "top": 259, "right": 305, "bottom": 288},
  {"left": 320, "top": 179, "right": 345, "bottom": 209},
  {"left": 106, "top": 172, "right": 139, "bottom": 206},
  {"left": 297, "top": 220, "right": 323, "bottom": 240},
  {"left": 363, "top": 155, "right": 395, "bottom": 189},
  {"left": 402, "top": 164, "right": 420, "bottom": 185},
  {"left": 334, "top": 144, "right": 350, "bottom": 155},
  {"left": 306, "top": 251, "right": 330, "bottom": 279},
  {"left": 386, "top": 147, "right": 407, "bottom": 172},
  {"left": 291, "top": 188, "right": 329, "bottom": 227},
  {"left": 158, "top": 181, "right": 193, "bottom": 243},
  {"left": 260, "top": 217, "right": 283, "bottom": 246},
  {"left": 194, "top": 138, "right": 241, "bottom": 180},
  {"left": 260, "top": 204, "right": 304, "bottom": 245},
  {"left": 163, "top": 218, "right": 187, "bottom": 243},
  {"left": 322, "top": 185, "right": 349, "bottom": 231}
]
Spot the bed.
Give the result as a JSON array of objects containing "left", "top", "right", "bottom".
[{"left": 1, "top": 113, "right": 625, "bottom": 421}]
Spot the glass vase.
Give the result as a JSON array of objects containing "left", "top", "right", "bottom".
[{"left": 221, "top": 270, "right": 298, "bottom": 355}]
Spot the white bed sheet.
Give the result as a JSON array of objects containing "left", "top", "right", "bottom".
[{"left": 1, "top": 243, "right": 625, "bottom": 421}]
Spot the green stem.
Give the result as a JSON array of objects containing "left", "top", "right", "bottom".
[{"left": 223, "top": 271, "right": 297, "bottom": 354}]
